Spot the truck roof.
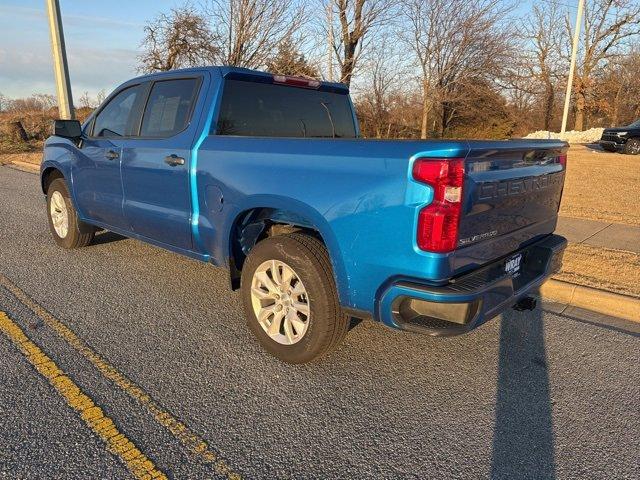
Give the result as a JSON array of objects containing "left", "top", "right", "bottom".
[{"left": 123, "top": 66, "right": 349, "bottom": 93}]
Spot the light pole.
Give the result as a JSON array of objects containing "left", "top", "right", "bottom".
[
  {"left": 560, "top": 0, "right": 585, "bottom": 137},
  {"left": 45, "top": 0, "right": 74, "bottom": 119}
]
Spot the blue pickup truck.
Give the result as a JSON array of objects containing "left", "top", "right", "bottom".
[{"left": 42, "top": 66, "right": 567, "bottom": 363}]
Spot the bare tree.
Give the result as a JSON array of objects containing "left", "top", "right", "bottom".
[
  {"left": 566, "top": 0, "right": 640, "bottom": 130},
  {"left": 265, "top": 37, "right": 320, "bottom": 78},
  {"left": 593, "top": 49, "right": 640, "bottom": 125},
  {"left": 499, "top": 59, "right": 538, "bottom": 134},
  {"left": 521, "top": 4, "right": 567, "bottom": 130},
  {"left": 96, "top": 89, "right": 107, "bottom": 106},
  {"left": 443, "top": 76, "right": 514, "bottom": 138},
  {"left": 400, "top": 0, "right": 513, "bottom": 138},
  {"left": 77, "top": 91, "right": 106, "bottom": 109},
  {"left": 78, "top": 91, "right": 92, "bottom": 109},
  {"left": 324, "top": 0, "right": 393, "bottom": 86},
  {"left": 355, "top": 40, "right": 403, "bottom": 137},
  {"left": 204, "top": 0, "right": 305, "bottom": 69},
  {"left": 31, "top": 94, "right": 57, "bottom": 113},
  {"left": 138, "top": 5, "right": 218, "bottom": 72}
]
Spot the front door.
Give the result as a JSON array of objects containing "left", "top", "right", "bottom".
[
  {"left": 74, "top": 83, "right": 146, "bottom": 229},
  {"left": 120, "top": 77, "right": 202, "bottom": 251}
]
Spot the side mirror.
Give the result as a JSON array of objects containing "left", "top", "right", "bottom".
[{"left": 53, "top": 119, "right": 82, "bottom": 140}]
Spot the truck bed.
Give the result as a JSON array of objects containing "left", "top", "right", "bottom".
[{"left": 194, "top": 135, "right": 567, "bottom": 311}]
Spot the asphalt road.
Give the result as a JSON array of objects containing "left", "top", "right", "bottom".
[{"left": 0, "top": 166, "right": 638, "bottom": 479}]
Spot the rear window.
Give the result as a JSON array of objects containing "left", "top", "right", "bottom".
[{"left": 216, "top": 80, "right": 356, "bottom": 138}]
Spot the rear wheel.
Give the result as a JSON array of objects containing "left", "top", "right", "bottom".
[
  {"left": 240, "top": 233, "right": 350, "bottom": 364},
  {"left": 46, "top": 178, "right": 95, "bottom": 249},
  {"left": 624, "top": 138, "right": 640, "bottom": 155}
]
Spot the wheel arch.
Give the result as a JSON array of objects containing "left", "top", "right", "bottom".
[
  {"left": 41, "top": 165, "right": 66, "bottom": 194},
  {"left": 226, "top": 203, "right": 350, "bottom": 305}
]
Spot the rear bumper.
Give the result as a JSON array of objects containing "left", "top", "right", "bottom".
[{"left": 376, "top": 234, "right": 567, "bottom": 335}]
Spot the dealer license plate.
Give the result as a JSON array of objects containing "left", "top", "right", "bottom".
[{"left": 505, "top": 253, "right": 523, "bottom": 277}]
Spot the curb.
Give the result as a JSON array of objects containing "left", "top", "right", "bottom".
[
  {"left": 6, "top": 160, "right": 39, "bottom": 174},
  {"left": 540, "top": 278, "right": 640, "bottom": 322}
]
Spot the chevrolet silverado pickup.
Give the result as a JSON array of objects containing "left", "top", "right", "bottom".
[
  {"left": 41, "top": 67, "right": 568, "bottom": 363},
  {"left": 599, "top": 119, "right": 640, "bottom": 154}
]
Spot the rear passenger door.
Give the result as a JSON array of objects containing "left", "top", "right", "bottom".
[{"left": 120, "top": 76, "right": 203, "bottom": 251}]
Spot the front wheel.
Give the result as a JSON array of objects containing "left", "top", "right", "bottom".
[
  {"left": 46, "top": 178, "right": 95, "bottom": 249},
  {"left": 240, "top": 233, "right": 350, "bottom": 364},
  {"left": 624, "top": 138, "right": 640, "bottom": 155}
]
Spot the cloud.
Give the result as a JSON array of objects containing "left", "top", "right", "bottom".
[
  {"left": 0, "top": 3, "right": 146, "bottom": 99},
  {"left": 0, "top": 5, "right": 144, "bottom": 29},
  {"left": 0, "top": 45, "right": 139, "bottom": 99}
]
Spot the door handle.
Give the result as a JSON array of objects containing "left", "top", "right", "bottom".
[
  {"left": 165, "top": 154, "right": 185, "bottom": 167},
  {"left": 105, "top": 149, "right": 119, "bottom": 160}
]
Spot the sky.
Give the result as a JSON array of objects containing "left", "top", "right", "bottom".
[
  {"left": 0, "top": 0, "right": 556, "bottom": 101},
  {"left": 0, "top": 0, "right": 180, "bottom": 100}
]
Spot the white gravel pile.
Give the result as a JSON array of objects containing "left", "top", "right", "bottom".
[{"left": 524, "top": 127, "right": 604, "bottom": 143}]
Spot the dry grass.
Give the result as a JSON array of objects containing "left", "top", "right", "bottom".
[
  {"left": 561, "top": 144, "right": 640, "bottom": 226},
  {"left": 554, "top": 243, "right": 640, "bottom": 298}
]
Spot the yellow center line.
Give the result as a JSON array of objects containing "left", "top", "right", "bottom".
[
  {"left": 0, "top": 273, "right": 241, "bottom": 480},
  {"left": 0, "top": 311, "right": 167, "bottom": 480}
]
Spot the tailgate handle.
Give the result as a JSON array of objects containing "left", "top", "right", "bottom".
[{"left": 165, "top": 154, "right": 185, "bottom": 167}]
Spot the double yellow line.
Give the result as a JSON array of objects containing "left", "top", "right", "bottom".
[
  {"left": 0, "top": 312, "right": 166, "bottom": 479},
  {"left": 0, "top": 273, "right": 240, "bottom": 479}
]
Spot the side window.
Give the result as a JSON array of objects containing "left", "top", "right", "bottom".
[
  {"left": 93, "top": 85, "right": 142, "bottom": 138},
  {"left": 140, "top": 78, "right": 199, "bottom": 137}
]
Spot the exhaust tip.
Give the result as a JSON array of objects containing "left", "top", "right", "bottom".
[{"left": 512, "top": 296, "right": 537, "bottom": 312}]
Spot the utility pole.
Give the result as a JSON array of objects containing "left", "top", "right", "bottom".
[
  {"left": 327, "top": 2, "right": 334, "bottom": 82},
  {"left": 45, "top": 0, "right": 74, "bottom": 119},
  {"left": 560, "top": 0, "right": 584, "bottom": 137}
]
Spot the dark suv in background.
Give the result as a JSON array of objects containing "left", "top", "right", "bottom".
[{"left": 599, "top": 119, "right": 640, "bottom": 154}]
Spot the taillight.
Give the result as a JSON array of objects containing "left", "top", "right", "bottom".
[
  {"left": 558, "top": 154, "right": 567, "bottom": 169},
  {"left": 413, "top": 158, "right": 465, "bottom": 253},
  {"left": 273, "top": 75, "right": 321, "bottom": 89}
]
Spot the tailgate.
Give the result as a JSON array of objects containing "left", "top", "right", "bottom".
[{"left": 454, "top": 140, "right": 567, "bottom": 271}]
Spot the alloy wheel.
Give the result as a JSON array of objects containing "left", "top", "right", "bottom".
[{"left": 250, "top": 259, "right": 310, "bottom": 345}]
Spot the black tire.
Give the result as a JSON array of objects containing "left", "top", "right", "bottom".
[
  {"left": 624, "top": 138, "right": 640, "bottom": 155},
  {"left": 601, "top": 144, "right": 617, "bottom": 152},
  {"left": 240, "top": 232, "right": 350, "bottom": 364},
  {"left": 46, "top": 178, "right": 95, "bottom": 249}
]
